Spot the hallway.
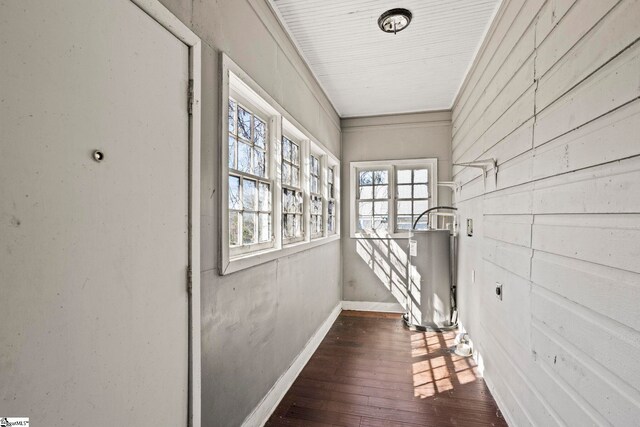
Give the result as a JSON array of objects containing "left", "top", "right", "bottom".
[
  {"left": 3, "top": 1, "right": 639, "bottom": 424},
  {"left": 267, "top": 311, "right": 506, "bottom": 426}
]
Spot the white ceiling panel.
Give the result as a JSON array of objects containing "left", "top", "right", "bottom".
[{"left": 271, "top": 0, "right": 500, "bottom": 117}]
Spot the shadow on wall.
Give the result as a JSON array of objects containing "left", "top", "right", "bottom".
[{"left": 355, "top": 230, "right": 425, "bottom": 324}]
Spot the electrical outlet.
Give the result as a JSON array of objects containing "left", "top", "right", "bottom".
[
  {"left": 467, "top": 218, "right": 473, "bottom": 236},
  {"left": 495, "top": 283, "right": 503, "bottom": 300}
]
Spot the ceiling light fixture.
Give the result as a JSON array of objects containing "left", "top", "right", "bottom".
[{"left": 378, "top": 8, "right": 412, "bottom": 34}]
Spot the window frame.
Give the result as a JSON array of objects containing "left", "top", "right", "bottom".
[
  {"left": 326, "top": 164, "right": 338, "bottom": 235},
  {"left": 308, "top": 149, "right": 324, "bottom": 239},
  {"left": 349, "top": 159, "right": 438, "bottom": 238},
  {"left": 394, "top": 166, "right": 433, "bottom": 232},
  {"left": 227, "top": 95, "right": 275, "bottom": 256},
  {"left": 220, "top": 54, "right": 340, "bottom": 275},
  {"left": 355, "top": 167, "right": 391, "bottom": 235},
  {"left": 281, "top": 133, "right": 305, "bottom": 245}
]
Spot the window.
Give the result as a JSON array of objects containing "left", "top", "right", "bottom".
[
  {"left": 349, "top": 159, "right": 437, "bottom": 238},
  {"left": 228, "top": 99, "right": 272, "bottom": 252},
  {"left": 327, "top": 167, "right": 336, "bottom": 234},
  {"left": 356, "top": 169, "right": 389, "bottom": 232},
  {"left": 282, "top": 136, "right": 303, "bottom": 243},
  {"left": 309, "top": 154, "right": 323, "bottom": 238},
  {"left": 221, "top": 57, "right": 340, "bottom": 274},
  {"left": 395, "top": 167, "right": 430, "bottom": 231}
]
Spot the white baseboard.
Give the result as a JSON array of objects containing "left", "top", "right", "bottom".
[
  {"left": 241, "top": 302, "right": 342, "bottom": 427},
  {"left": 341, "top": 300, "right": 404, "bottom": 313},
  {"left": 483, "top": 370, "right": 515, "bottom": 427}
]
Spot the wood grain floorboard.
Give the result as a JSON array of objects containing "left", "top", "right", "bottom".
[{"left": 267, "top": 311, "right": 507, "bottom": 426}]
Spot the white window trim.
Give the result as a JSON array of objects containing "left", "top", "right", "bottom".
[
  {"left": 349, "top": 159, "right": 438, "bottom": 239},
  {"left": 220, "top": 54, "right": 340, "bottom": 275}
]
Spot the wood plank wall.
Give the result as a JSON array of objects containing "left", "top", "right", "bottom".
[{"left": 451, "top": 0, "right": 640, "bottom": 425}]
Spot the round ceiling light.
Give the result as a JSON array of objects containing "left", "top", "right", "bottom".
[{"left": 378, "top": 8, "right": 412, "bottom": 34}]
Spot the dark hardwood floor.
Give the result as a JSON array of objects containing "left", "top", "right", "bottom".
[{"left": 266, "top": 311, "right": 507, "bottom": 427}]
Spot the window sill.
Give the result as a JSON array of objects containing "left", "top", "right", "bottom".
[
  {"left": 350, "top": 231, "right": 416, "bottom": 239},
  {"left": 221, "top": 234, "right": 340, "bottom": 275}
]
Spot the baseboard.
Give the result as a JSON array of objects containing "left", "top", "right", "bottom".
[
  {"left": 472, "top": 341, "right": 514, "bottom": 427},
  {"left": 241, "top": 302, "right": 342, "bottom": 427},
  {"left": 341, "top": 300, "right": 404, "bottom": 313},
  {"left": 483, "top": 370, "right": 515, "bottom": 427}
]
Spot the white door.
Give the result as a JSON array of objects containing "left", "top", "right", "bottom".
[{"left": 0, "top": 0, "right": 190, "bottom": 425}]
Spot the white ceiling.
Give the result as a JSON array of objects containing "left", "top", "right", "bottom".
[{"left": 271, "top": 0, "right": 500, "bottom": 117}]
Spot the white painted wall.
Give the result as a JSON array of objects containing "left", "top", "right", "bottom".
[
  {"left": 156, "top": 1, "right": 342, "bottom": 425},
  {"left": 452, "top": 0, "right": 640, "bottom": 424},
  {"left": 341, "top": 112, "right": 452, "bottom": 305}
]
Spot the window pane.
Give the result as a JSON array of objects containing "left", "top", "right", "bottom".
[
  {"left": 397, "top": 184, "right": 412, "bottom": 199},
  {"left": 237, "top": 141, "right": 251, "bottom": 173},
  {"left": 374, "top": 185, "right": 388, "bottom": 199},
  {"left": 295, "top": 191, "right": 303, "bottom": 213},
  {"left": 259, "top": 213, "right": 270, "bottom": 242},
  {"left": 311, "top": 195, "right": 322, "bottom": 214},
  {"left": 243, "top": 179, "right": 257, "bottom": 210},
  {"left": 253, "top": 148, "right": 265, "bottom": 178},
  {"left": 254, "top": 118, "right": 266, "bottom": 148},
  {"left": 396, "top": 215, "right": 412, "bottom": 230},
  {"left": 359, "top": 185, "right": 372, "bottom": 199},
  {"left": 374, "top": 170, "right": 388, "bottom": 184},
  {"left": 414, "top": 215, "right": 429, "bottom": 230},
  {"left": 291, "top": 166, "right": 299, "bottom": 187},
  {"left": 414, "top": 200, "right": 428, "bottom": 215},
  {"left": 283, "top": 189, "right": 292, "bottom": 213},
  {"left": 294, "top": 215, "right": 302, "bottom": 237},
  {"left": 282, "top": 162, "right": 291, "bottom": 186},
  {"left": 359, "top": 201, "right": 373, "bottom": 216},
  {"left": 397, "top": 169, "right": 411, "bottom": 184},
  {"left": 414, "top": 184, "right": 428, "bottom": 198},
  {"left": 358, "top": 216, "right": 372, "bottom": 230},
  {"left": 374, "top": 201, "right": 388, "bottom": 215},
  {"left": 397, "top": 200, "right": 412, "bottom": 215},
  {"left": 242, "top": 212, "right": 256, "bottom": 244},
  {"left": 284, "top": 214, "right": 294, "bottom": 238},
  {"left": 414, "top": 169, "right": 429, "bottom": 183},
  {"left": 311, "top": 176, "right": 318, "bottom": 194},
  {"left": 291, "top": 142, "right": 299, "bottom": 165},
  {"left": 228, "top": 100, "right": 236, "bottom": 133},
  {"left": 282, "top": 138, "right": 291, "bottom": 162},
  {"left": 359, "top": 171, "right": 372, "bottom": 185},
  {"left": 372, "top": 216, "right": 388, "bottom": 231},
  {"left": 229, "top": 176, "right": 241, "bottom": 210},
  {"left": 259, "top": 183, "right": 270, "bottom": 211},
  {"left": 328, "top": 200, "right": 335, "bottom": 216},
  {"left": 238, "top": 106, "right": 251, "bottom": 140},
  {"left": 228, "top": 135, "right": 236, "bottom": 169},
  {"left": 310, "top": 215, "right": 316, "bottom": 234},
  {"left": 229, "top": 212, "right": 240, "bottom": 245}
]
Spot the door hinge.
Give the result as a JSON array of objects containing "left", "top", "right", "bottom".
[
  {"left": 187, "top": 79, "right": 194, "bottom": 115},
  {"left": 186, "top": 265, "right": 193, "bottom": 294}
]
